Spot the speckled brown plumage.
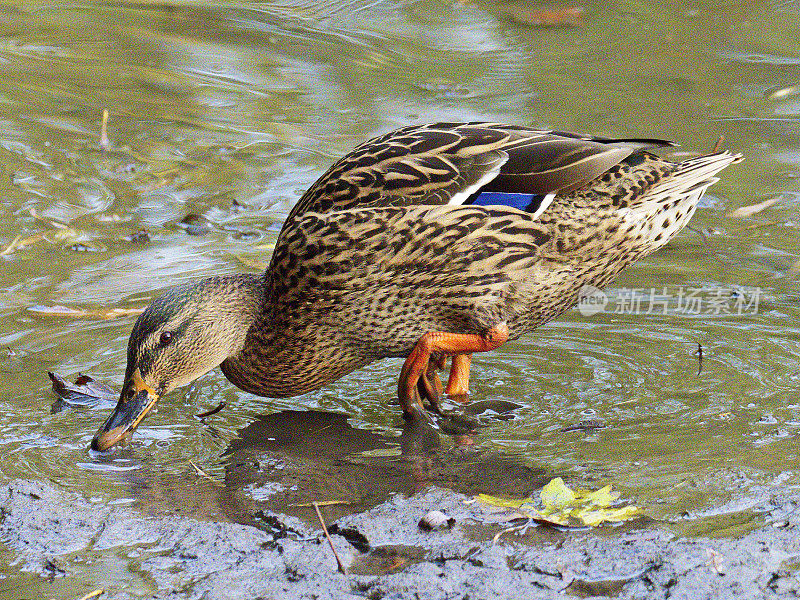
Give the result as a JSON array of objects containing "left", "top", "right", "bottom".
[{"left": 92, "top": 122, "right": 742, "bottom": 450}]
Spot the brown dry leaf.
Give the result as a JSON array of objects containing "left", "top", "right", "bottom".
[
  {"left": 496, "top": 4, "right": 584, "bottom": 27},
  {"left": 728, "top": 197, "right": 780, "bottom": 218},
  {"left": 28, "top": 305, "right": 145, "bottom": 320}
]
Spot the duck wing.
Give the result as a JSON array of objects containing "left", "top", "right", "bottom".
[{"left": 287, "top": 122, "right": 674, "bottom": 220}]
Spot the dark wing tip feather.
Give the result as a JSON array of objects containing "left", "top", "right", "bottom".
[{"left": 606, "top": 138, "right": 678, "bottom": 149}]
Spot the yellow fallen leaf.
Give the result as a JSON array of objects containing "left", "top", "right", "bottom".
[
  {"left": 540, "top": 477, "right": 576, "bottom": 510},
  {"left": 290, "top": 499, "right": 352, "bottom": 507},
  {"left": 577, "top": 505, "right": 642, "bottom": 526},
  {"left": 477, "top": 478, "right": 641, "bottom": 528},
  {"left": 580, "top": 484, "right": 619, "bottom": 507}
]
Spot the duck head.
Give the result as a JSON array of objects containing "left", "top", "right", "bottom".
[{"left": 91, "top": 275, "right": 260, "bottom": 451}]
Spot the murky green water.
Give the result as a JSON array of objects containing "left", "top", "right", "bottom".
[{"left": 1, "top": 0, "right": 800, "bottom": 594}]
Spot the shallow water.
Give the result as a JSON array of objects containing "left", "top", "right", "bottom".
[{"left": 1, "top": 0, "right": 800, "bottom": 591}]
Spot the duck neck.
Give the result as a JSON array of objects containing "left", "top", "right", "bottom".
[
  {"left": 219, "top": 271, "right": 369, "bottom": 399},
  {"left": 208, "top": 273, "right": 266, "bottom": 358},
  {"left": 218, "top": 272, "right": 287, "bottom": 396}
]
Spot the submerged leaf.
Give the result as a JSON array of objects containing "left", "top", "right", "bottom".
[
  {"left": 0, "top": 212, "right": 105, "bottom": 255},
  {"left": 728, "top": 197, "right": 780, "bottom": 218},
  {"left": 496, "top": 4, "right": 584, "bottom": 27},
  {"left": 49, "top": 372, "right": 117, "bottom": 405},
  {"left": 28, "top": 305, "right": 144, "bottom": 320},
  {"left": 0, "top": 233, "right": 45, "bottom": 256},
  {"left": 232, "top": 253, "right": 271, "bottom": 270}
]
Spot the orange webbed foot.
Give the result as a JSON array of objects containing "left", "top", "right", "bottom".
[{"left": 398, "top": 323, "right": 509, "bottom": 420}]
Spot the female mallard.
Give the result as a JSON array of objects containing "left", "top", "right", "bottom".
[{"left": 91, "top": 122, "right": 741, "bottom": 451}]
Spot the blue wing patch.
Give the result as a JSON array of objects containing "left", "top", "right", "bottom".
[{"left": 469, "top": 191, "right": 538, "bottom": 210}]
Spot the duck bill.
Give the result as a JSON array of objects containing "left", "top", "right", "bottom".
[{"left": 90, "top": 369, "right": 159, "bottom": 451}]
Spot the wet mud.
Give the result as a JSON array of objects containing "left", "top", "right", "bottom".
[{"left": 2, "top": 477, "right": 800, "bottom": 599}]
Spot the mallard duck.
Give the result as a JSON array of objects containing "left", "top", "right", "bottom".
[{"left": 91, "top": 122, "right": 741, "bottom": 451}]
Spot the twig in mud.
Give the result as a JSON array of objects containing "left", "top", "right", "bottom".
[
  {"left": 696, "top": 343, "right": 703, "bottom": 375},
  {"left": 78, "top": 591, "right": 104, "bottom": 600},
  {"left": 711, "top": 135, "right": 724, "bottom": 154},
  {"left": 291, "top": 499, "right": 351, "bottom": 507},
  {"left": 492, "top": 520, "right": 532, "bottom": 544},
  {"left": 195, "top": 401, "right": 226, "bottom": 418},
  {"left": 314, "top": 502, "right": 348, "bottom": 575},
  {"left": 560, "top": 420, "right": 607, "bottom": 433},
  {"left": 189, "top": 460, "right": 222, "bottom": 487},
  {"left": 685, "top": 225, "right": 729, "bottom": 269},
  {"left": 100, "top": 109, "right": 111, "bottom": 151}
]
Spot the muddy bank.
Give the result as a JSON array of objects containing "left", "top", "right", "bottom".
[{"left": 2, "top": 479, "right": 800, "bottom": 599}]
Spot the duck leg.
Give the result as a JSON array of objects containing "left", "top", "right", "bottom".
[
  {"left": 445, "top": 353, "right": 472, "bottom": 399},
  {"left": 398, "top": 322, "right": 509, "bottom": 420},
  {"left": 417, "top": 355, "right": 445, "bottom": 412}
]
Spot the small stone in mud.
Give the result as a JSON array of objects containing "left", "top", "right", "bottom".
[
  {"left": 418, "top": 510, "right": 455, "bottom": 531},
  {"left": 68, "top": 242, "right": 104, "bottom": 252},
  {"left": 233, "top": 230, "right": 260, "bottom": 241},
  {"left": 128, "top": 229, "right": 150, "bottom": 244},
  {"left": 178, "top": 214, "right": 212, "bottom": 236},
  {"left": 42, "top": 556, "right": 66, "bottom": 581}
]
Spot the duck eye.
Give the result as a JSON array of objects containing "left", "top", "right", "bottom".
[{"left": 159, "top": 331, "right": 173, "bottom": 346}]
